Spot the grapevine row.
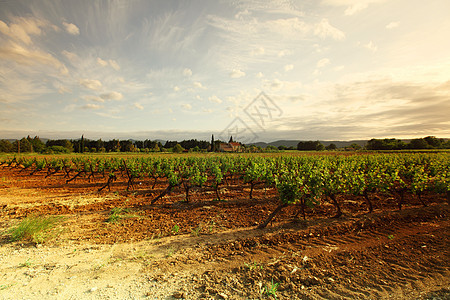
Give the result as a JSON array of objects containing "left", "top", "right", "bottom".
[{"left": 1, "top": 153, "right": 448, "bottom": 228}]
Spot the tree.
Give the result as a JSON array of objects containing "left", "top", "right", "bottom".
[
  {"left": 47, "top": 145, "right": 70, "bottom": 154},
  {"left": 423, "top": 136, "right": 444, "bottom": 148},
  {"left": 28, "top": 136, "right": 45, "bottom": 153},
  {"left": 173, "top": 144, "right": 184, "bottom": 153},
  {"left": 297, "top": 141, "right": 324, "bottom": 151},
  {"left": 0, "top": 140, "right": 13, "bottom": 153},
  {"left": 365, "top": 138, "right": 405, "bottom": 150},
  {"left": 13, "top": 138, "right": 32, "bottom": 153},
  {"left": 265, "top": 145, "right": 278, "bottom": 152},
  {"left": 96, "top": 139, "right": 105, "bottom": 152},
  {"left": 120, "top": 140, "right": 136, "bottom": 152},
  {"left": 350, "top": 143, "right": 361, "bottom": 150},
  {"left": 325, "top": 143, "right": 337, "bottom": 150},
  {"left": 80, "top": 135, "right": 84, "bottom": 153},
  {"left": 46, "top": 139, "right": 74, "bottom": 152},
  {"left": 164, "top": 141, "right": 178, "bottom": 149},
  {"left": 408, "top": 138, "right": 429, "bottom": 149},
  {"left": 229, "top": 136, "right": 233, "bottom": 143},
  {"left": 210, "top": 135, "right": 215, "bottom": 152}
]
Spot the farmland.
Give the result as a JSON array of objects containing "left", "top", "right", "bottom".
[{"left": 0, "top": 152, "right": 449, "bottom": 299}]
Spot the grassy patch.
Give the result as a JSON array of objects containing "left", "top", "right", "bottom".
[
  {"left": 19, "top": 259, "right": 33, "bottom": 268},
  {"left": 262, "top": 279, "right": 279, "bottom": 298},
  {"left": 171, "top": 224, "right": 180, "bottom": 234},
  {"left": 8, "top": 215, "right": 63, "bottom": 244},
  {"left": 191, "top": 224, "right": 203, "bottom": 236},
  {"left": 0, "top": 283, "right": 15, "bottom": 290},
  {"left": 106, "top": 207, "right": 138, "bottom": 223}
]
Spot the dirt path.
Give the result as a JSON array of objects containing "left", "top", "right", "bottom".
[{"left": 1, "top": 204, "right": 449, "bottom": 299}]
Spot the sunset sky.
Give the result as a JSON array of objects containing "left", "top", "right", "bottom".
[{"left": 1, "top": 0, "right": 449, "bottom": 142}]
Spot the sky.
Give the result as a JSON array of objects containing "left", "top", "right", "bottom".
[{"left": 0, "top": 0, "right": 449, "bottom": 143}]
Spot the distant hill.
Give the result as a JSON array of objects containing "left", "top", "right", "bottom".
[{"left": 248, "top": 140, "right": 368, "bottom": 149}]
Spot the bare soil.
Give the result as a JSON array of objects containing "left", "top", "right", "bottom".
[{"left": 0, "top": 166, "right": 449, "bottom": 299}]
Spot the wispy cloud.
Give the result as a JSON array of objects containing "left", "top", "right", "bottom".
[
  {"left": 230, "top": 69, "right": 245, "bottom": 78},
  {"left": 360, "top": 41, "right": 377, "bottom": 52},
  {"left": 323, "top": 0, "right": 388, "bottom": 16},
  {"left": 183, "top": 68, "right": 192, "bottom": 76},
  {"left": 0, "top": 17, "right": 51, "bottom": 45},
  {"left": 134, "top": 103, "right": 144, "bottom": 110},
  {"left": 386, "top": 21, "right": 399, "bottom": 29},
  {"left": 284, "top": 64, "right": 294, "bottom": 71},
  {"left": 208, "top": 95, "right": 222, "bottom": 103},
  {"left": 82, "top": 103, "right": 102, "bottom": 110},
  {"left": 316, "top": 58, "right": 330, "bottom": 68},
  {"left": 100, "top": 91, "right": 123, "bottom": 101},
  {"left": 314, "top": 19, "right": 345, "bottom": 40},
  {"left": 62, "top": 22, "right": 79, "bottom": 35},
  {"left": 193, "top": 81, "right": 206, "bottom": 89},
  {"left": 181, "top": 103, "right": 192, "bottom": 110},
  {"left": 79, "top": 79, "right": 102, "bottom": 91},
  {"left": 0, "top": 41, "right": 67, "bottom": 75}
]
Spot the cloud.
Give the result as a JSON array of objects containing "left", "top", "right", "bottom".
[
  {"left": 109, "top": 59, "right": 120, "bottom": 70},
  {"left": 344, "top": 3, "right": 368, "bottom": 15},
  {"left": 62, "top": 50, "right": 78, "bottom": 62},
  {"left": 264, "top": 78, "right": 302, "bottom": 91},
  {"left": 183, "top": 68, "right": 192, "bottom": 76},
  {"left": 362, "top": 41, "right": 377, "bottom": 52},
  {"left": 96, "top": 57, "right": 108, "bottom": 67},
  {"left": 250, "top": 47, "right": 265, "bottom": 56},
  {"left": 82, "top": 103, "right": 102, "bottom": 110},
  {"left": 386, "top": 22, "right": 399, "bottom": 29},
  {"left": 80, "top": 79, "right": 102, "bottom": 91},
  {"left": 58, "top": 86, "right": 71, "bottom": 94},
  {"left": 95, "top": 111, "right": 123, "bottom": 119},
  {"left": 230, "top": 69, "right": 245, "bottom": 78},
  {"left": 317, "top": 58, "right": 330, "bottom": 68},
  {"left": 100, "top": 91, "right": 123, "bottom": 101},
  {"left": 270, "top": 79, "right": 283, "bottom": 90},
  {"left": 314, "top": 19, "right": 345, "bottom": 40},
  {"left": 208, "top": 95, "right": 222, "bottom": 103},
  {"left": 323, "top": 0, "right": 387, "bottom": 16},
  {"left": 0, "top": 17, "right": 50, "bottom": 45},
  {"left": 84, "top": 95, "right": 104, "bottom": 102},
  {"left": 0, "top": 71, "right": 51, "bottom": 103},
  {"left": 181, "top": 103, "right": 192, "bottom": 110},
  {"left": 0, "top": 41, "right": 68, "bottom": 76},
  {"left": 173, "top": 86, "right": 180, "bottom": 92},
  {"left": 278, "top": 50, "right": 292, "bottom": 57},
  {"left": 97, "top": 57, "right": 120, "bottom": 70},
  {"left": 134, "top": 103, "right": 144, "bottom": 110},
  {"left": 234, "top": 9, "right": 251, "bottom": 20},
  {"left": 275, "top": 74, "right": 450, "bottom": 139},
  {"left": 256, "top": 72, "right": 264, "bottom": 78},
  {"left": 193, "top": 81, "right": 206, "bottom": 89},
  {"left": 284, "top": 64, "right": 294, "bottom": 72},
  {"left": 62, "top": 22, "right": 80, "bottom": 35}
]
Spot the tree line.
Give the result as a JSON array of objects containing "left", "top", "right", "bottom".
[
  {"left": 296, "top": 136, "right": 450, "bottom": 151},
  {"left": 0, "top": 135, "right": 448, "bottom": 153},
  {"left": 0, "top": 136, "right": 213, "bottom": 154}
]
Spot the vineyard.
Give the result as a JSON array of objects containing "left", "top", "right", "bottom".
[
  {"left": 1, "top": 153, "right": 449, "bottom": 224},
  {"left": 0, "top": 152, "right": 449, "bottom": 299}
]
